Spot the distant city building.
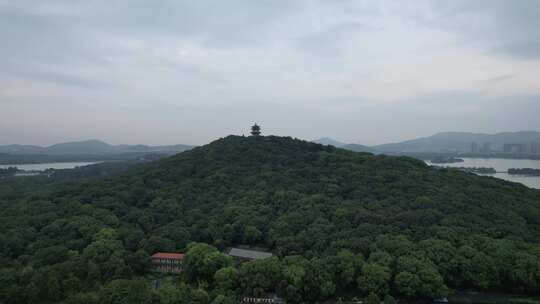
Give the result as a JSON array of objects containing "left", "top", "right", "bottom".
[
  {"left": 251, "top": 123, "right": 261, "bottom": 136},
  {"left": 503, "top": 143, "right": 527, "bottom": 154},
  {"left": 228, "top": 248, "right": 272, "bottom": 262},
  {"left": 531, "top": 141, "right": 540, "bottom": 154},
  {"left": 151, "top": 252, "right": 184, "bottom": 273},
  {"left": 479, "top": 142, "right": 491, "bottom": 154},
  {"left": 503, "top": 144, "right": 514, "bottom": 153},
  {"left": 470, "top": 142, "right": 478, "bottom": 153}
]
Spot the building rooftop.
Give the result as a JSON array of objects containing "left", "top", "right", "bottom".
[
  {"left": 228, "top": 248, "right": 273, "bottom": 260},
  {"left": 151, "top": 252, "right": 185, "bottom": 260}
]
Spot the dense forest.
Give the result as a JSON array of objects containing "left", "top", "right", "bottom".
[{"left": 1, "top": 135, "right": 540, "bottom": 304}]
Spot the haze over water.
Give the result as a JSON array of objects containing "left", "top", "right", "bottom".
[
  {"left": 427, "top": 158, "right": 540, "bottom": 189},
  {"left": 0, "top": 162, "right": 99, "bottom": 171}
]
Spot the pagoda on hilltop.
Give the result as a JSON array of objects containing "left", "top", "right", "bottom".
[{"left": 251, "top": 123, "right": 261, "bottom": 136}]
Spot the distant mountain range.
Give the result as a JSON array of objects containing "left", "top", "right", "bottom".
[
  {"left": 3, "top": 131, "right": 539, "bottom": 158},
  {"left": 373, "top": 131, "right": 540, "bottom": 153},
  {"left": 0, "top": 139, "right": 194, "bottom": 155},
  {"left": 312, "top": 137, "right": 348, "bottom": 147},
  {"left": 313, "top": 131, "right": 540, "bottom": 154},
  {"left": 312, "top": 138, "right": 375, "bottom": 153}
]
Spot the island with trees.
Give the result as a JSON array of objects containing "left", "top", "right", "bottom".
[
  {"left": 508, "top": 168, "right": 540, "bottom": 176},
  {"left": 0, "top": 167, "right": 18, "bottom": 178},
  {"left": 452, "top": 167, "right": 497, "bottom": 174}
]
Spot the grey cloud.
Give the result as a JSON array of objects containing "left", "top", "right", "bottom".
[
  {"left": 409, "top": 89, "right": 486, "bottom": 105},
  {"left": 486, "top": 74, "right": 514, "bottom": 84},
  {"left": 493, "top": 41, "right": 540, "bottom": 60},
  {"left": 296, "top": 21, "right": 373, "bottom": 57},
  {"left": 14, "top": 70, "right": 112, "bottom": 89},
  {"left": 428, "top": 0, "right": 540, "bottom": 60},
  {"left": 23, "top": 0, "right": 294, "bottom": 48},
  {"left": 0, "top": 6, "right": 106, "bottom": 66}
]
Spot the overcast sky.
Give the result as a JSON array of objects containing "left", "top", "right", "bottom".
[{"left": 1, "top": 0, "right": 540, "bottom": 146}]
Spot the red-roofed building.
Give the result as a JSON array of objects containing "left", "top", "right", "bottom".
[{"left": 151, "top": 252, "right": 185, "bottom": 273}]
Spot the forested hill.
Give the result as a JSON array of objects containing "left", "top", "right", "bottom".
[
  {"left": 143, "top": 135, "right": 540, "bottom": 243},
  {"left": 1, "top": 135, "right": 540, "bottom": 304}
]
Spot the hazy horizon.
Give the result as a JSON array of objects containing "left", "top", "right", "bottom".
[
  {"left": 2, "top": 129, "right": 540, "bottom": 148},
  {"left": 2, "top": 1, "right": 540, "bottom": 146}
]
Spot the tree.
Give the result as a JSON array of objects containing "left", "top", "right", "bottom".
[
  {"left": 307, "top": 258, "right": 336, "bottom": 300},
  {"left": 86, "top": 261, "right": 101, "bottom": 288},
  {"left": 98, "top": 279, "right": 152, "bottom": 304},
  {"left": 395, "top": 271, "right": 420, "bottom": 298},
  {"left": 212, "top": 294, "right": 235, "bottom": 304},
  {"left": 157, "top": 282, "right": 184, "bottom": 304},
  {"left": 357, "top": 263, "right": 391, "bottom": 296},
  {"left": 33, "top": 245, "right": 69, "bottom": 267},
  {"left": 129, "top": 249, "right": 151, "bottom": 274},
  {"left": 183, "top": 243, "right": 232, "bottom": 283},
  {"left": 281, "top": 256, "right": 309, "bottom": 303},
  {"left": 214, "top": 267, "right": 239, "bottom": 292},
  {"left": 322, "top": 250, "right": 364, "bottom": 292},
  {"left": 383, "top": 294, "right": 397, "bottom": 304},
  {"left": 243, "top": 225, "right": 262, "bottom": 243},
  {"left": 190, "top": 288, "right": 210, "bottom": 304},
  {"left": 395, "top": 255, "right": 447, "bottom": 298},
  {"left": 64, "top": 292, "right": 98, "bottom": 304},
  {"left": 457, "top": 245, "right": 497, "bottom": 289},
  {"left": 238, "top": 257, "right": 282, "bottom": 296},
  {"left": 365, "top": 292, "right": 380, "bottom": 304},
  {"left": 375, "top": 235, "right": 414, "bottom": 257},
  {"left": 510, "top": 252, "right": 540, "bottom": 292},
  {"left": 83, "top": 228, "right": 126, "bottom": 281},
  {"left": 63, "top": 274, "right": 81, "bottom": 296},
  {"left": 418, "top": 238, "right": 459, "bottom": 286},
  {"left": 367, "top": 251, "right": 393, "bottom": 268},
  {"left": 139, "top": 236, "right": 175, "bottom": 253}
]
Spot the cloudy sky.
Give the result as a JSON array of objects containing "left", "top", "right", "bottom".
[{"left": 1, "top": 0, "right": 540, "bottom": 146}]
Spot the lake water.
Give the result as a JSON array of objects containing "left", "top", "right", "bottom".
[
  {"left": 426, "top": 158, "right": 540, "bottom": 189},
  {"left": 0, "top": 162, "right": 100, "bottom": 171}
]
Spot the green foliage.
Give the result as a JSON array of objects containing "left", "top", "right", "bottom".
[
  {"left": 394, "top": 255, "right": 448, "bottom": 298},
  {"left": 365, "top": 292, "right": 381, "bottom": 304},
  {"left": 238, "top": 257, "right": 281, "bottom": 296},
  {"left": 183, "top": 243, "right": 232, "bottom": 284},
  {"left": 383, "top": 294, "right": 397, "bottom": 304},
  {"left": 157, "top": 282, "right": 192, "bottom": 304},
  {"left": 64, "top": 292, "right": 98, "bottom": 304},
  {"left": 358, "top": 263, "right": 392, "bottom": 296},
  {"left": 98, "top": 279, "right": 153, "bottom": 304},
  {"left": 190, "top": 288, "right": 210, "bottom": 304},
  {"left": 211, "top": 294, "right": 236, "bottom": 304},
  {"left": 322, "top": 250, "right": 364, "bottom": 292},
  {"left": 214, "top": 267, "right": 239, "bottom": 292}
]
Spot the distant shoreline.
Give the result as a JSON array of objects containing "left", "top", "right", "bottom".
[
  {"left": 0, "top": 151, "right": 180, "bottom": 165},
  {"left": 396, "top": 152, "right": 540, "bottom": 161}
]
